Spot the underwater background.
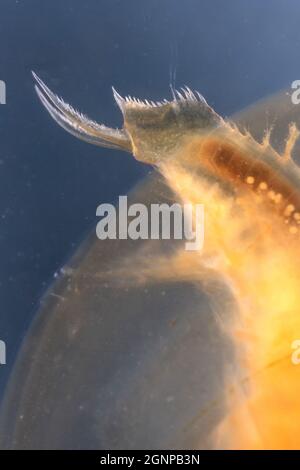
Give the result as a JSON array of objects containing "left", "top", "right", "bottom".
[{"left": 1, "top": 0, "right": 300, "bottom": 401}]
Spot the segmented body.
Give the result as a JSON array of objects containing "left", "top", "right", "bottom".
[
  {"left": 33, "top": 74, "right": 300, "bottom": 449},
  {"left": 158, "top": 122, "right": 300, "bottom": 449}
]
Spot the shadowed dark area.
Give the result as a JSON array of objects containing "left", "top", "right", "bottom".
[{"left": 0, "top": 177, "right": 235, "bottom": 449}]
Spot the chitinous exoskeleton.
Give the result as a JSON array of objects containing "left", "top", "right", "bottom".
[{"left": 33, "top": 72, "right": 300, "bottom": 449}]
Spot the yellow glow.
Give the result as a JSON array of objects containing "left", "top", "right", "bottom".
[{"left": 156, "top": 126, "right": 300, "bottom": 449}]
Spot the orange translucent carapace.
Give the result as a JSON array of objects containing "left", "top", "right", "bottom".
[{"left": 33, "top": 75, "right": 300, "bottom": 449}]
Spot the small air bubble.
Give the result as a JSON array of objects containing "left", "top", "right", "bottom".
[
  {"left": 284, "top": 204, "right": 295, "bottom": 217},
  {"left": 268, "top": 190, "right": 276, "bottom": 200},
  {"left": 246, "top": 176, "right": 255, "bottom": 185},
  {"left": 294, "top": 212, "right": 300, "bottom": 221}
]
